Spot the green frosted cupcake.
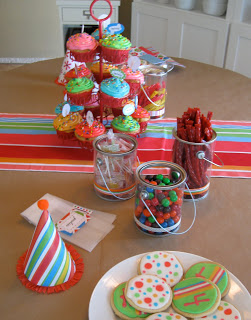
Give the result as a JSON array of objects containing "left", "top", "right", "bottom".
[
  {"left": 100, "top": 34, "right": 132, "bottom": 64},
  {"left": 65, "top": 77, "right": 94, "bottom": 105},
  {"left": 111, "top": 115, "right": 140, "bottom": 137}
]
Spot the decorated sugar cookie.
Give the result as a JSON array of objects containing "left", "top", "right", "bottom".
[
  {"left": 146, "top": 312, "right": 188, "bottom": 320},
  {"left": 172, "top": 277, "right": 221, "bottom": 318},
  {"left": 138, "top": 251, "right": 183, "bottom": 287},
  {"left": 184, "top": 261, "right": 230, "bottom": 297},
  {"left": 193, "top": 301, "right": 241, "bottom": 320},
  {"left": 125, "top": 275, "right": 172, "bottom": 313},
  {"left": 111, "top": 282, "right": 150, "bottom": 320}
]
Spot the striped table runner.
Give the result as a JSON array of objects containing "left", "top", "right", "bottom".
[{"left": 0, "top": 113, "right": 250, "bottom": 177}]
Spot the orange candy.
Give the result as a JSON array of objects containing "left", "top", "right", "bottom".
[
  {"left": 143, "top": 208, "right": 151, "bottom": 217},
  {"left": 150, "top": 180, "right": 158, "bottom": 185},
  {"left": 175, "top": 197, "right": 183, "bottom": 205},
  {"left": 163, "top": 213, "right": 171, "bottom": 220},
  {"left": 157, "top": 217, "right": 164, "bottom": 224},
  {"left": 136, "top": 205, "right": 143, "bottom": 214},
  {"left": 135, "top": 206, "right": 142, "bottom": 217},
  {"left": 170, "top": 210, "right": 177, "bottom": 218},
  {"left": 176, "top": 189, "right": 184, "bottom": 198}
]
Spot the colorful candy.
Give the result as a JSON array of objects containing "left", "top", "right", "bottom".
[{"left": 135, "top": 171, "right": 184, "bottom": 236}]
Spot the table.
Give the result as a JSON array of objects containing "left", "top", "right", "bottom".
[{"left": 0, "top": 58, "right": 250, "bottom": 320}]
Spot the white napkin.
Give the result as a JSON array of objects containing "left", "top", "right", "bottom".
[{"left": 20, "top": 193, "right": 116, "bottom": 252}]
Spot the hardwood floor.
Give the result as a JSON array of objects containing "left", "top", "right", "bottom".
[{"left": 0, "top": 63, "right": 24, "bottom": 71}]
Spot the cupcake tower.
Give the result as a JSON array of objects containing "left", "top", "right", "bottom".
[{"left": 54, "top": 0, "right": 150, "bottom": 147}]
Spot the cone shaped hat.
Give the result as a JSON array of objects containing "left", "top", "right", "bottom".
[
  {"left": 56, "top": 50, "right": 81, "bottom": 85},
  {"left": 17, "top": 199, "right": 84, "bottom": 293}
]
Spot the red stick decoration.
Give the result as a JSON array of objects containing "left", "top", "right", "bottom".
[{"left": 90, "top": 0, "right": 113, "bottom": 123}]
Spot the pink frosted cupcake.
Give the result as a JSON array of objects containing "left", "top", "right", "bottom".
[
  {"left": 66, "top": 33, "right": 98, "bottom": 62},
  {"left": 65, "top": 64, "right": 92, "bottom": 83},
  {"left": 121, "top": 66, "right": 144, "bottom": 98}
]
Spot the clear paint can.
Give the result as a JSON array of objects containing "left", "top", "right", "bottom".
[
  {"left": 139, "top": 65, "right": 168, "bottom": 120},
  {"left": 172, "top": 128, "right": 220, "bottom": 201},
  {"left": 93, "top": 133, "right": 138, "bottom": 201},
  {"left": 134, "top": 161, "right": 187, "bottom": 236}
]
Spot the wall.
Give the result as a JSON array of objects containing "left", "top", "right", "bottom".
[
  {"left": 119, "top": 0, "right": 133, "bottom": 39},
  {"left": 0, "top": 0, "right": 63, "bottom": 62},
  {"left": 0, "top": 0, "right": 132, "bottom": 62}
]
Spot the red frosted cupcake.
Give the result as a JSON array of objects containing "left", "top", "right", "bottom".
[
  {"left": 121, "top": 66, "right": 144, "bottom": 98},
  {"left": 100, "top": 34, "right": 132, "bottom": 64},
  {"left": 65, "top": 64, "right": 92, "bottom": 83},
  {"left": 131, "top": 106, "right": 150, "bottom": 133},
  {"left": 74, "top": 119, "right": 106, "bottom": 150},
  {"left": 53, "top": 112, "right": 82, "bottom": 140},
  {"left": 66, "top": 33, "right": 98, "bottom": 62},
  {"left": 65, "top": 77, "right": 94, "bottom": 105}
]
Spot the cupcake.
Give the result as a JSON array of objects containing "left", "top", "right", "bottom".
[
  {"left": 111, "top": 115, "right": 140, "bottom": 137},
  {"left": 100, "top": 77, "right": 130, "bottom": 112},
  {"left": 131, "top": 106, "right": 150, "bottom": 133},
  {"left": 64, "top": 64, "right": 92, "bottom": 83},
  {"left": 111, "top": 98, "right": 130, "bottom": 118},
  {"left": 91, "top": 28, "right": 110, "bottom": 40},
  {"left": 100, "top": 34, "right": 132, "bottom": 64},
  {"left": 90, "top": 62, "right": 117, "bottom": 84},
  {"left": 53, "top": 112, "right": 82, "bottom": 140},
  {"left": 55, "top": 101, "right": 84, "bottom": 115},
  {"left": 66, "top": 77, "right": 94, "bottom": 105},
  {"left": 66, "top": 33, "right": 98, "bottom": 62},
  {"left": 82, "top": 93, "right": 100, "bottom": 118},
  {"left": 74, "top": 119, "right": 106, "bottom": 149},
  {"left": 121, "top": 66, "right": 144, "bottom": 98}
]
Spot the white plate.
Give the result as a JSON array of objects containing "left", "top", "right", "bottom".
[{"left": 88, "top": 251, "right": 251, "bottom": 320}]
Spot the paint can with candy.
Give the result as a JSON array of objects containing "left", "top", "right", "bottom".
[
  {"left": 134, "top": 161, "right": 196, "bottom": 237},
  {"left": 172, "top": 128, "right": 223, "bottom": 201},
  {"left": 93, "top": 131, "right": 138, "bottom": 201},
  {"left": 138, "top": 65, "right": 168, "bottom": 120}
]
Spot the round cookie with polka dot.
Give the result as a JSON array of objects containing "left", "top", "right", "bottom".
[
  {"left": 138, "top": 251, "right": 184, "bottom": 287},
  {"left": 193, "top": 300, "right": 241, "bottom": 320},
  {"left": 125, "top": 274, "right": 172, "bottom": 313}
]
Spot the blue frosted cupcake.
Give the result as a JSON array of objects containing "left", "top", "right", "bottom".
[
  {"left": 100, "top": 77, "right": 130, "bottom": 110},
  {"left": 91, "top": 27, "right": 110, "bottom": 40},
  {"left": 55, "top": 101, "right": 84, "bottom": 115}
]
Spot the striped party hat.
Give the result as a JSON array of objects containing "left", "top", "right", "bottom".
[{"left": 17, "top": 199, "right": 84, "bottom": 294}]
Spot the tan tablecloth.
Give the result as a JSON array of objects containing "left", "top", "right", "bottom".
[{"left": 0, "top": 58, "right": 250, "bottom": 320}]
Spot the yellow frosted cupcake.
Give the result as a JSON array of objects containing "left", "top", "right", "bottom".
[{"left": 53, "top": 112, "right": 82, "bottom": 140}]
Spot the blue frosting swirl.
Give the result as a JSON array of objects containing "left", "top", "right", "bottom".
[
  {"left": 100, "top": 77, "right": 130, "bottom": 98},
  {"left": 55, "top": 102, "right": 84, "bottom": 114},
  {"left": 91, "top": 28, "right": 110, "bottom": 40}
]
